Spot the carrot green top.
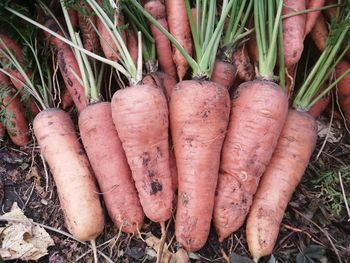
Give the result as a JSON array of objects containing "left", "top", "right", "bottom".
[{"left": 293, "top": 12, "right": 350, "bottom": 111}]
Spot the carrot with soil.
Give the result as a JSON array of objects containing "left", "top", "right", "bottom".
[
  {"left": 210, "top": 0, "right": 253, "bottom": 89},
  {"left": 60, "top": 3, "right": 145, "bottom": 234},
  {"left": 246, "top": 14, "right": 350, "bottom": 261},
  {"left": 304, "top": 0, "right": 325, "bottom": 36},
  {"left": 0, "top": 16, "right": 105, "bottom": 260},
  {"left": 131, "top": 0, "right": 236, "bottom": 251},
  {"left": 282, "top": 0, "right": 306, "bottom": 68},
  {"left": 213, "top": 0, "right": 289, "bottom": 242}
]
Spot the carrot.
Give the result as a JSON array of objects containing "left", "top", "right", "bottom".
[
  {"left": 246, "top": 110, "right": 317, "bottom": 262},
  {"left": 45, "top": 19, "right": 88, "bottom": 113},
  {"left": 310, "top": 13, "right": 328, "bottom": 52},
  {"left": 97, "top": 12, "right": 127, "bottom": 62},
  {"left": 77, "top": 1, "right": 100, "bottom": 53},
  {"left": 232, "top": 46, "right": 255, "bottom": 82},
  {"left": 61, "top": 87, "right": 74, "bottom": 110},
  {"left": 213, "top": 81, "right": 288, "bottom": 241},
  {"left": 0, "top": 121, "right": 5, "bottom": 138},
  {"left": 111, "top": 84, "right": 173, "bottom": 223},
  {"left": 68, "top": 8, "right": 79, "bottom": 31},
  {"left": 6, "top": 69, "right": 40, "bottom": 116},
  {"left": 304, "top": 0, "right": 326, "bottom": 36},
  {"left": 166, "top": 0, "right": 192, "bottom": 80},
  {"left": 79, "top": 102, "right": 144, "bottom": 233},
  {"left": 213, "top": 1, "right": 288, "bottom": 242},
  {"left": 126, "top": 28, "right": 138, "bottom": 67},
  {"left": 307, "top": 85, "right": 330, "bottom": 118},
  {"left": 33, "top": 109, "right": 104, "bottom": 241},
  {"left": 0, "top": 73, "right": 30, "bottom": 147},
  {"left": 210, "top": 60, "right": 236, "bottom": 89},
  {"left": 144, "top": 0, "right": 177, "bottom": 79},
  {"left": 282, "top": 0, "right": 306, "bottom": 67},
  {"left": 335, "top": 59, "right": 350, "bottom": 123},
  {"left": 169, "top": 145, "right": 178, "bottom": 191},
  {"left": 0, "top": 34, "right": 26, "bottom": 67},
  {"left": 246, "top": 15, "right": 350, "bottom": 261},
  {"left": 170, "top": 80, "right": 230, "bottom": 251}
]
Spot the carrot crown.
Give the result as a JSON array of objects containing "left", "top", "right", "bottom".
[
  {"left": 254, "top": 0, "right": 284, "bottom": 83},
  {"left": 293, "top": 13, "right": 350, "bottom": 111},
  {"left": 221, "top": 0, "right": 253, "bottom": 60}
]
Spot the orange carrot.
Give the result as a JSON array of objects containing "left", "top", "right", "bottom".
[
  {"left": 111, "top": 84, "right": 174, "bottom": 223},
  {"left": 44, "top": 19, "right": 88, "bottom": 112},
  {"left": 97, "top": 12, "right": 127, "bottom": 62},
  {"left": 0, "top": 72, "right": 29, "bottom": 147},
  {"left": 307, "top": 85, "right": 330, "bottom": 118},
  {"left": 68, "top": 8, "right": 79, "bottom": 31},
  {"left": 246, "top": 110, "right": 317, "bottom": 262},
  {"left": 213, "top": 80, "right": 289, "bottom": 242},
  {"left": 232, "top": 46, "right": 255, "bottom": 82},
  {"left": 282, "top": 0, "right": 306, "bottom": 67},
  {"left": 61, "top": 87, "right": 74, "bottom": 110},
  {"left": 166, "top": 0, "right": 193, "bottom": 80},
  {"left": 210, "top": 60, "right": 236, "bottom": 89},
  {"left": 310, "top": 13, "right": 328, "bottom": 52},
  {"left": 6, "top": 69, "right": 40, "bottom": 116},
  {"left": 79, "top": 102, "right": 144, "bottom": 233},
  {"left": 0, "top": 34, "right": 26, "bottom": 67},
  {"left": 127, "top": 28, "right": 138, "bottom": 67},
  {"left": 335, "top": 59, "right": 350, "bottom": 123},
  {"left": 145, "top": 0, "right": 177, "bottom": 79},
  {"left": 170, "top": 80, "right": 230, "bottom": 251},
  {"left": 77, "top": 1, "right": 100, "bottom": 53},
  {"left": 141, "top": 71, "right": 177, "bottom": 101},
  {"left": 304, "top": 0, "right": 326, "bottom": 36},
  {"left": 33, "top": 108, "right": 105, "bottom": 241}
]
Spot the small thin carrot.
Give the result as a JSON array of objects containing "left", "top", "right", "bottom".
[
  {"left": 232, "top": 46, "right": 255, "bottom": 82},
  {"left": 166, "top": 0, "right": 192, "bottom": 80},
  {"left": 304, "top": 0, "right": 326, "bottom": 36}
]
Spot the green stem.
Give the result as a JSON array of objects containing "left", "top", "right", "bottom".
[
  {"left": 185, "top": 0, "right": 202, "bottom": 60},
  {"left": 128, "top": 0, "right": 198, "bottom": 71},
  {"left": 282, "top": 3, "right": 343, "bottom": 19}
]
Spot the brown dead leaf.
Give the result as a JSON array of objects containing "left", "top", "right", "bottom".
[
  {"left": 145, "top": 234, "right": 172, "bottom": 263},
  {"left": 172, "top": 248, "right": 190, "bottom": 263},
  {"left": 0, "top": 202, "right": 54, "bottom": 261}
]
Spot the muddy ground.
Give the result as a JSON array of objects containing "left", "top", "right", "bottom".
[{"left": 0, "top": 112, "right": 349, "bottom": 263}]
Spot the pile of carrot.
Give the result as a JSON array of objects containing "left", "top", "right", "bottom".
[{"left": 1, "top": 0, "right": 350, "bottom": 262}]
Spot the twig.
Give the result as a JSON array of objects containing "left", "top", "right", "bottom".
[{"left": 338, "top": 171, "right": 350, "bottom": 221}]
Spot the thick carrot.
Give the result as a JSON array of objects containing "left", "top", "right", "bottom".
[
  {"left": 97, "top": 13, "right": 127, "bottom": 62},
  {"left": 6, "top": 68, "right": 40, "bottom": 116},
  {"left": 304, "top": 0, "right": 325, "bottom": 36},
  {"left": 0, "top": 72, "right": 29, "bottom": 147},
  {"left": 126, "top": 28, "right": 138, "bottom": 67},
  {"left": 111, "top": 84, "right": 173, "bottom": 223},
  {"left": 213, "top": 80, "right": 289, "bottom": 242},
  {"left": 335, "top": 59, "right": 350, "bottom": 123},
  {"left": 170, "top": 80, "right": 230, "bottom": 251},
  {"left": 169, "top": 145, "right": 178, "bottom": 191},
  {"left": 246, "top": 110, "right": 317, "bottom": 262},
  {"left": 77, "top": 1, "right": 100, "bottom": 53},
  {"left": 33, "top": 108, "right": 104, "bottom": 241},
  {"left": 166, "top": 0, "right": 192, "bottom": 80},
  {"left": 79, "top": 102, "right": 144, "bottom": 233},
  {"left": 210, "top": 60, "right": 236, "bottom": 89},
  {"left": 282, "top": 0, "right": 306, "bottom": 67},
  {"left": 310, "top": 13, "right": 328, "bottom": 52},
  {"left": 232, "top": 46, "right": 255, "bottom": 82},
  {"left": 145, "top": 0, "right": 177, "bottom": 79},
  {"left": 45, "top": 19, "right": 88, "bottom": 112}
]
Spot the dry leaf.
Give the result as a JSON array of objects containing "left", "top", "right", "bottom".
[
  {"left": 145, "top": 234, "right": 172, "bottom": 263},
  {"left": 172, "top": 248, "right": 190, "bottom": 263},
  {"left": 0, "top": 202, "right": 54, "bottom": 261}
]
